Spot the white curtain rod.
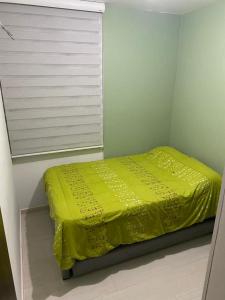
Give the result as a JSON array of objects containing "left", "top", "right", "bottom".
[{"left": 0, "top": 0, "right": 105, "bottom": 13}]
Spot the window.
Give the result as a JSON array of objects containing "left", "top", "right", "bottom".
[{"left": 0, "top": 2, "right": 104, "bottom": 157}]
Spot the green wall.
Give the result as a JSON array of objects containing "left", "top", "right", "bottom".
[
  {"left": 103, "top": 4, "right": 180, "bottom": 158},
  {"left": 170, "top": 0, "right": 225, "bottom": 174}
]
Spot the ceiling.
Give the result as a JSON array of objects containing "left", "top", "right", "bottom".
[{"left": 85, "top": 0, "right": 217, "bottom": 14}]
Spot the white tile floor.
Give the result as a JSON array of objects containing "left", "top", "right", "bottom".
[{"left": 21, "top": 208, "right": 211, "bottom": 300}]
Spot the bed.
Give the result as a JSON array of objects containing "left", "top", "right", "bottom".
[{"left": 44, "top": 147, "right": 221, "bottom": 279}]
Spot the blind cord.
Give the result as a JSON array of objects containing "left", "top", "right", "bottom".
[{"left": 0, "top": 21, "right": 14, "bottom": 40}]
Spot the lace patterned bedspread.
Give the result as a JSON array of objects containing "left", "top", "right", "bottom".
[{"left": 44, "top": 147, "right": 221, "bottom": 270}]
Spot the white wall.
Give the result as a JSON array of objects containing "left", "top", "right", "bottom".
[
  {"left": 13, "top": 150, "right": 104, "bottom": 209},
  {"left": 0, "top": 95, "right": 21, "bottom": 299}
]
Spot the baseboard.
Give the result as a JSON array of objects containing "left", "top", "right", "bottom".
[
  {"left": 19, "top": 211, "right": 24, "bottom": 300},
  {"left": 20, "top": 205, "right": 48, "bottom": 215}
]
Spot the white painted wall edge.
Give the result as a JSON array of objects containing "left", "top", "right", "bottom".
[
  {"left": 0, "top": 83, "right": 21, "bottom": 299},
  {"left": 0, "top": 0, "right": 105, "bottom": 12}
]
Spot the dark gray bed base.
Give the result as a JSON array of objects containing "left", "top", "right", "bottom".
[{"left": 62, "top": 218, "right": 215, "bottom": 280}]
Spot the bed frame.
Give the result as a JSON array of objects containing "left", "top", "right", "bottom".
[{"left": 62, "top": 218, "right": 215, "bottom": 280}]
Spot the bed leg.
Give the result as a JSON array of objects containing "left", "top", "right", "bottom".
[{"left": 62, "top": 269, "right": 73, "bottom": 280}]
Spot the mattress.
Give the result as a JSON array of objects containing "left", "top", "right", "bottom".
[{"left": 44, "top": 147, "right": 221, "bottom": 270}]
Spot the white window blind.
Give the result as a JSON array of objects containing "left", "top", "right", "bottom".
[{"left": 0, "top": 3, "right": 103, "bottom": 157}]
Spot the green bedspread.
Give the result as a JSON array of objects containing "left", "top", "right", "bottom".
[{"left": 44, "top": 147, "right": 221, "bottom": 270}]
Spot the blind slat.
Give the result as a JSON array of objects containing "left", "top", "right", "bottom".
[
  {"left": 3, "top": 86, "right": 101, "bottom": 98},
  {"left": 0, "top": 3, "right": 100, "bottom": 19},
  {"left": 0, "top": 40, "right": 100, "bottom": 54},
  {"left": 0, "top": 28, "right": 101, "bottom": 43},
  {"left": 12, "top": 141, "right": 102, "bottom": 156},
  {"left": 0, "top": 53, "right": 101, "bottom": 65},
  {"left": 7, "top": 106, "right": 102, "bottom": 120},
  {"left": 1, "top": 76, "right": 101, "bottom": 87},
  {"left": 0, "top": 12, "right": 100, "bottom": 31},
  {"left": 8, "top": 115, "right": 102, "bottom": 130},
  {"left": 0, "top": 65, "right": 101, "bottom": 76},
  {"left": 10, "top": 123, "right": 101, "bottom": 140},
  {"left": 11, "top": 133, "right": 102, "bottom": 150},
  {"left": 5, "top": 96, "right": 101, "bottom": 109}
]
